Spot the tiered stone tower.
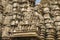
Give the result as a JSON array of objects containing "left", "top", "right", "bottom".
[
  {"left": 1, "top": 0, "right": 41, "bottom": 40},
  {"left": 39, "top": 0, "right": 60, "bottom": 40},
  {"left": 1, "top": 0, "right": 60, "bottom": 40}
]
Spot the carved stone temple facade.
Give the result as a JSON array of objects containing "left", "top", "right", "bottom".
[{"left": 0, "top": 0, "right": 60, "bottom": 40}]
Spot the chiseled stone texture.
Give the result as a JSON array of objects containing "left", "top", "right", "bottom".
[{"left": 1, "top": 0, "right": 60, "bottom": 40}]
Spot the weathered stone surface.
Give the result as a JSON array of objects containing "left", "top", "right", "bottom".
[{"left": 1, "top": 0, "right": 60, "bottom": 40}]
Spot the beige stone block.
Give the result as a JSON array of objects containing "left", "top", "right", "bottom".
[
  {"left": 44, "top": 14, "right": 50, "bottom": 19},
  {"left": 0, "top": 13, "right": 3, "bottom": 24},
  {"left": 55, "top": 22, "right": 60, "bottom": 26},
  {"left": 50, "top": 5, "right": 60, "bottom": 10},
  {"left": 46, "top": 38, "right": 55, "bottom": 40},
  {"left": 46, "top": 35, "right": 55, "bottom": 38},
  {"left": 46, "top": 29, "right": 55, "bottom": 33},
  {"left": 54, "top": 16, "right": 60, "bottom": 21},
  {"left": 56, "top": 26, "right": 60, "bottom": 31},
  {"left": 3, "top": 16, "right": 12, "bottom": 25},
  {"left": 43, "top": 7, "right": 50, "bottom": 13}
]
